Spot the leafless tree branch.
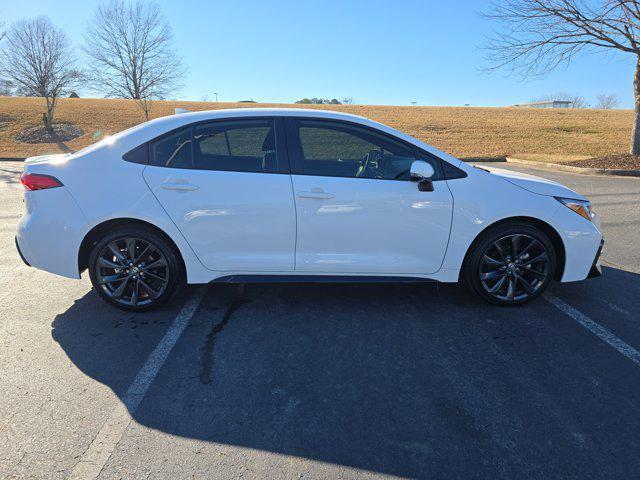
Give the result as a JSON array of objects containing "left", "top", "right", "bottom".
[
  {"left": 0, "top": 17, "right": 81, "bottom": 129},
  {"left": 84, "top": 0, "right": 186, "bottom": 120},
  {"left": 483, "top": 0, "right": 640, "bottom": 153},
  {"left": 483, "top": 0, "right": 639, "bottom": 76},
  {"left": 595, "top": 93, "right": 620, "bottom": 108}
]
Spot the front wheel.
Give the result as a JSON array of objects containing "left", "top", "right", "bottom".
[
  {"left": 88, "top": 226, "right": 183, "bottom": 311},
  {"left": 463, "top": 223, "right": 556, "bottom": 305}
]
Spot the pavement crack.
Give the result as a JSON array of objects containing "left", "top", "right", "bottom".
[{"left": 200, "top": 286, "right": 247, "bottom": 384}]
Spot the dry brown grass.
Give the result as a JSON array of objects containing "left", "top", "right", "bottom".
[{"left": 0, "top": 96, "right": 633, "bottom": 159}]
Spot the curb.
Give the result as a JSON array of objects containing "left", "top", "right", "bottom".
[{"left": 505, "top": 157, "right": 640, "bottom": 178}]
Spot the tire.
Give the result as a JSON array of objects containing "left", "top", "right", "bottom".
[
  {"left": 463, "top": 222, "right": 556, "bottom": 306},
  {"left": 88, "top": 225, "right": 184, "bottom": 311}
]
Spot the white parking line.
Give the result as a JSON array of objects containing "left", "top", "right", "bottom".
[
  {"left": 544, "top": 292, "right": 640, "bottom": 367},
  {"left": 67, "top": 287, "right": 206, "bottom": 480}
]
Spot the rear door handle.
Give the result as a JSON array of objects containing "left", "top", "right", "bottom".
[
  {"left": 297, "top": 190, "right": 335, "bottom": 199},
  {"left": 161, "top": 182, "right": 199, "bottom": 191}
]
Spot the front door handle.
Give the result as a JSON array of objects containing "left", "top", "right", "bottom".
[
  {"left": 297, "top": 190, "right": 335, "bottom": 199},
  {"left": 161, "top": 182, "right": 199, "bottom": 191}
]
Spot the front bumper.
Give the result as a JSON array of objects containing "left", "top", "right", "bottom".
[{"left": 587, "top": 238, "right": 604, "bottom": 278}]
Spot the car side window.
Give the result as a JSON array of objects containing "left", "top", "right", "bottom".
[
  {"left": 291, "top": 119, "right": 435, "bottom": 180},
  {"left": 149, "top": 119, "right": 280, "bottom": 173},
  {"left": 193, "top": 119, "right": 278, "bottom": 173},
  {"left": 151, "top": 127, "right": 192, "bottom": 168}
]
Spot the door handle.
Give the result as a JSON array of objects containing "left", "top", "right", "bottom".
[
  {"left": 161, "top": 182, "right": 199, "bottom": 191},
  {"left": 297, "top": 190, "right": 334, "bottom": 199}
]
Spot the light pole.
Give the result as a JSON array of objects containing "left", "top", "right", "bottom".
[{"left": 213, "top": 92, "right": 219, "bottom": 102}]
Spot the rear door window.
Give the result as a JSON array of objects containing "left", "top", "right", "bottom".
[
  {"left": 149, "top": 119, "right": 280, "bottom": 173},
  {"left": 193, "top": 119, "right": 278, "bottom": 173}
]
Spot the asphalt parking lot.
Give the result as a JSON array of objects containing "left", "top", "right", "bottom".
[{"left": 1, "top": 159, "right": 640, "bottom": 479}]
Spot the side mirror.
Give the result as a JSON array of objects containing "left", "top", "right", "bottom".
[{"left": 410, "top": 160, "right": 435, "bottom": 192}]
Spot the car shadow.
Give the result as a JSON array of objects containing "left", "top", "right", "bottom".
[
  {"left": 0, "top": 164, "right": 23, "bottom": 185},
  {"left": 51, "top": 266, "right": 640, "bottom": 478}
]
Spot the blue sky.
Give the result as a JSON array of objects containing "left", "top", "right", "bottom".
[{"left": 1, "top": 0, "right": 634, "bottom": 107}]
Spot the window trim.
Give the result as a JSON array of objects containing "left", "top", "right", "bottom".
[
  {"left": 124, "top": 116, "right": 290, "bottom": 175},
  {"left": 283, "top": 117, "right": 444, "bottom": 182}
]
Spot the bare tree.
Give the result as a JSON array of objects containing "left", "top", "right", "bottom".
[
  {"left": 84, "top": 0, "right": 186, "bottom": 120},
  {"left": 0, "top": 79, "right": 13, "bottom": 96},
  {"left": 0, "top": 17, "right": 80, "bottom": 130},
  {"left": 531, "top": 91, "right": 588, "bottom": 108},
  {"left": 484, "top": 0, "right": 640, "bottom": 154},
  {"left": 342, "top": 97, "right": 354, "bottom": 105},
  {"left": 0, "top": 21, "right": 13, "bottom": 99},
  {"left": 595, "top": 93, "right": 620, "bottom": 108}
]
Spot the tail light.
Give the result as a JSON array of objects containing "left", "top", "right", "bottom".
[{"left": 19, "top": 172, "right": 64, "bottom": 191}]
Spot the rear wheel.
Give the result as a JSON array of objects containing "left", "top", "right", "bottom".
[
  {"left": 88, "top": 226, "right": 183, "bottom": 311},
  {"left": 464, "top": 223, "right": 556, "bottom": 305}
]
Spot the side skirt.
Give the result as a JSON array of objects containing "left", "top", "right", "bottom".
[{"left": 211, "top": 275, "right": 437, "bottom": 284}]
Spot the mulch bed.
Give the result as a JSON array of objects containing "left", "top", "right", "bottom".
[
  {"left": 567, "top": 154, "right": 640, "bottom": 170},
  {"left": 15, "top": 123, "right": 83, "bottom": 144}
]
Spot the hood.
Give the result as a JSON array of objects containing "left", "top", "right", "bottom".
[{"left": 477, "top": 165, "right": 587, "bottom": 200}]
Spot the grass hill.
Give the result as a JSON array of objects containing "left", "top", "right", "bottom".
[{"left": 0, "top": 96, "right": 633, "bottom": 160}]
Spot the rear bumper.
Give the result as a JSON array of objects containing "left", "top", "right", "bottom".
[
  {"left": 15, "top": 236, "right": 30, "bottom": 266},
  {"left": 587, "top": 238, "right": 604, "bottom": 278},
  {"left": 16, "top": 187, "right": 86, "bottom": 279}
]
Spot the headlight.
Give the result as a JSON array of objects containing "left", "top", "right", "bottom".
[{"left": 555, "top": 197, "right": 594, "bottom": 222}]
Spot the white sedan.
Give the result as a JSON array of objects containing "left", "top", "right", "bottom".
[{"left": 16, "top": 108, "right": 603, "bottom": 310}]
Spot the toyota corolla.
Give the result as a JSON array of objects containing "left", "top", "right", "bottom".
[{"left": 16, "top": 108, "right": 603, "bottom": 310}]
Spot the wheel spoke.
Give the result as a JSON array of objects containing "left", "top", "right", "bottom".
[
  {"left": 108, "top": 243, "right": 126, "bottom": 263},
  {"left": 139, "top": 278, "right": 159, "bottom": 299},
  {"left": 97, "top": 257, "right": 122, "bottom": 269},
  {"left": 516, "top": 274, "right": 536, "bottom": 294},
  {"left": 506, "top": 277, "right": 516, "bottom": 300},
  {"left": 521, "top": 266, "right": 546, "bottom": 278},
  {"left": 488, "top": 275, "right": 507, "bottom": 293},
  {"left": 111, "top": 276, "right": 130, "bottom": 298},
  {"left": 142, "top": 269, "right": 167, "bottom": 282},
  {"left": 99, "top": 274, "right": 127, "bottom": 285},
  {"left": 518, "top": 239, "right": 538, "bottom": 259},
  {"left": 481, "top": 270, "right": 505, "bottom": 281},
  {"left": 145, "top": 258, "right": 168, "bottom": 270},
  {"left": 494, "top": 240, "right": 508, "bottom": 261},
  {"left": 125, "top": 238, "right": 137, "bottom": 260},
  {"left": 526, "top": 252, "right": 548, "bottom": 265},
  {"left": 482, "top": 254, "right": 504, "bottom": 267},
  {"left": 510, "top": 235, "right": 521, "bottom": 257},
  {"left": 133, "top": 244, "right": 151, "bottom": 264},
  {"left": 131, "top": 278, "right": 139, "bottom": 305}
]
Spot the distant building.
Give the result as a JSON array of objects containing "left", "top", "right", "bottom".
[
  {"left": 69, "top": 91, "right": 80, "bottom": 98},
  {"left": 512, "top": 100, "right": 572, "bottom": 108}
]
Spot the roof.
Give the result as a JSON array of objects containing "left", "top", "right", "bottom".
[
  {"left": 124, "top": 108, "right": 376, "bottom": 144},
  {"left": 171, "top": 107, "right": 369, "bottom": 122}
]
